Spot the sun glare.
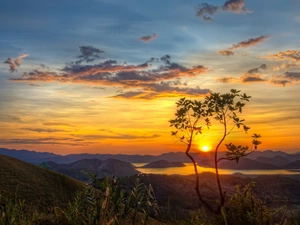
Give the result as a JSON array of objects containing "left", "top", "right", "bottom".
[{"left": 201, "top": 145, "right": 210, "bottom": 152}]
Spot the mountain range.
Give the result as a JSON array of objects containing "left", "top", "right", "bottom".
[{"left": 1, "top": 148, "right": 300, "bottom": 171}]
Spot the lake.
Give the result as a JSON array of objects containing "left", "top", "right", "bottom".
[{"left": 133, "top": 163, "right": 300, "bottom": 175}]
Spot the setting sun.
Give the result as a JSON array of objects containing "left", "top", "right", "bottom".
[{"left": 201, "top": 146, "right": 210, "bottom": 152}]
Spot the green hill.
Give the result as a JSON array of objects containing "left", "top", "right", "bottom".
[{"left": 0, "top": 154, "right": 84, "bottom": 211}]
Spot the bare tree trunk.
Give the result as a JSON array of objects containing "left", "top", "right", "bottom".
[{"left": 185, "top": 138, "right": 216, "bottom": 214}]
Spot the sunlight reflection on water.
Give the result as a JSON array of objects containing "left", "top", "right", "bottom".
[{"left": 133, "top": 163, "right": 300, "bottom": 175}]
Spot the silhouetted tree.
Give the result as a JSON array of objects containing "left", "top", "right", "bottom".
[{"left": 169, "top": 89, "right": 261, "bottom": 214}]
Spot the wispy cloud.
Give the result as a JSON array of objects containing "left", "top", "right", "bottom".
[
  {"left": 0, "top": 137, "right": 90, "bottom": 146},
  {"left": 228, "top": 35, "right": 269, "bottom": 50},
  {"left": 218, "top": 50, "right": 234, "bottom": 56},
  {"left": 4, "top": 54, "right": 29, "bottom": 73},
  {"left": 196, "top": 0, "right": 250, "bottom": 21},
  {"left": 139, "top": 33, "right": 157, "bottom": 42},
  {"left": 43, "top": 122, "right": 75, "bottom": 127},
  {"left": 22, "top": 128, "right": 66, "bottom": 133}
]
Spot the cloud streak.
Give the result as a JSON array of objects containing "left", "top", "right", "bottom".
[
  {"left": 139, "top": 33, "right": 157, "bottom": 42},
  {"left": 229, "top": 35, "right": 269, "bottom": 50}
]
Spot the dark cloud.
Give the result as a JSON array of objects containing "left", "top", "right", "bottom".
[
  {"left": 218, "top": 50, "right": 235, "bottom": 56},
  {"left": 229, "top": 35, "right": 269, "bottom": 49},
  {"left": 284, "top": 72, "right": 300, "bottom": 81},
  {"left": 270, "top": 79, "right": 292, "bottom": 87},
  {"left": 196, "top": 3, "right": 219, "bottom": 21},
  {"left": 196, "top": 0, "right": 249, "bottom": 21},
  {"left": 247, "top": 64, "right": 267, "bottom": 74},
  {"left": 139, "top": 33, "right": 157, "bottom": 42},
  {"left": 241, "top": 74, "right": 266, "bottom": 83},
  {"left": 75, "top": 46, "right": 104, "bottom": 64},
  {"left": 4, "top": 54, "right": 29, "bottom": 73},
  {"left": 259, "top": 64, "right": 267, "bottom": 69},
  {"left": 22, "top": 128, "right": 66, "bottom": 133},
  {"left": 11, "top": 50, "right": 209, "bottom": 99}
]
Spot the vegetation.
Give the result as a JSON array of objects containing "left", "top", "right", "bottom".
[
  {"left": 169, "top": 89, "right": 262, "bottom": 214},
  {"left": 0, "top": 154, "right": 84, "bottom": 211}
]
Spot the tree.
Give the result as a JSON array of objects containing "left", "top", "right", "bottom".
[{"left": 169, "top": 89, "right": 261, "bottom": 214}]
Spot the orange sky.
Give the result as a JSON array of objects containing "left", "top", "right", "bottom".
[{"left": 1, "top": 0, "right": 300, "bottom": 155}]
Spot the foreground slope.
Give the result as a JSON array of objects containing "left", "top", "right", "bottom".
[{"left": 0, "top": 154, "right": 84, "bottom": 211}]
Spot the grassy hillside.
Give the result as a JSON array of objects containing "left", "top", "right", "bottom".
[{"left": 0, "top": 154, "right": 84, "bottom": 211}]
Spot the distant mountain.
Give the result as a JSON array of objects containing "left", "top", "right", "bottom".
[
  {"left": 47, "top": 158, "right": 140, "bottom": 181},
  {"left": 0, "top": 148, "right": 59, "bottom": 164},
  {"left": 219, "top": 158, "right": 280, "bottom": 170},
  {"left": 283, "top": 160, "right": 300, "bottom": 169},
  {"left": 0, "top": 154, "right": 84, "bottom": 211},
  {"left": 246, "top": 150, "right": 300, "bottom": 161},
  {"left": 141, "top": 160, "right": 185, "bottom": 168},
  {"left": 256, "top": 155, "right": 292, "bottom": 167}
]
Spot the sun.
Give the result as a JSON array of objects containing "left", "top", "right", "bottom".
[{"left": 201, "top": 145, "right": 210, "bottom": 152}]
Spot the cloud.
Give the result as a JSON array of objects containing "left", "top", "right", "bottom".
[
  {"left": 247, "top": 64, "right": 267, "bottom": 74},
  {"left": 112, "top": 81, "right": 210, "bottom": 99},
  {"left": 75, "top": 46, "right": 104, "bottom": 64},
  {"left": 43, "top": 122, "right": 75, "bottom": 127},
  {"left": 139, "top": 33, "right": 157, "bottom": 42},
  {"left": 0, "top": 137, "right": 90, "bottom": 146},
  {"left": 269, "top": 79, "right": 292, "bottom": 87},
  {"left": 265, "top": 50, "right": 300, "bottom": 61},
  {"left": 81, "top": 133, "right": 160, "bottom": 140},
  {"left": 222, "top": 0, "right": 249, "bottom": 13},
  {"left": 284, "top": 72, "right": 300, "bottom": 81},
  {"left": 4, "top": 54, "right": 29, "bottom": 73},
  {"left": 216, "top": 64, "right": 267, "bottom": 84},
  {"left": 10, "top": 49, "right": 210, "bottom": 99},
  {"left": 196, "top": 0, "right": 249, "bottom": 21},
  {"left": 22, "top": 128, "right": 66, "bottom": 133},
  {"left": 240, "top": 74, "right": 266, "bottom": 83},
  {"left": 268, "top": 72, "right": 300, "bottom": 86},
  {"left": 196, "top": 3, "right": 219, "bottom": 21},
  {"left": 229, "top": 35, "right": 269, "bottom": 50},
  {"left": 215, "top": 77, "right": 239, "bottom": 83},
  {"left": 218, "top": 50, "right": 235, "bottom": 56}
]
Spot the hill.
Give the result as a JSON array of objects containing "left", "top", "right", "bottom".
[
  {"left": 47, "top": 158, "right": 140, "bottom": 181},
  {"left": 141, "top": 160, "right": 185, "bottom": 168},
  {"left": 0, "top": 154, "right": 84, "bottom": 211}
]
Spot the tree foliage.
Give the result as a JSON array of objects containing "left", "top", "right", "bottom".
[{"left": 169, "top": 89, "right": 262, "bottom": 214}]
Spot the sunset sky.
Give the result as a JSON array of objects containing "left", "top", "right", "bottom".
[{"left": 1, "top": 0, "right": 300, "bottom": 155}]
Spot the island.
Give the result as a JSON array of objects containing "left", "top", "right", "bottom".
[{"left": 140, "top": 160, "right": 185, "bottom": 168}]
